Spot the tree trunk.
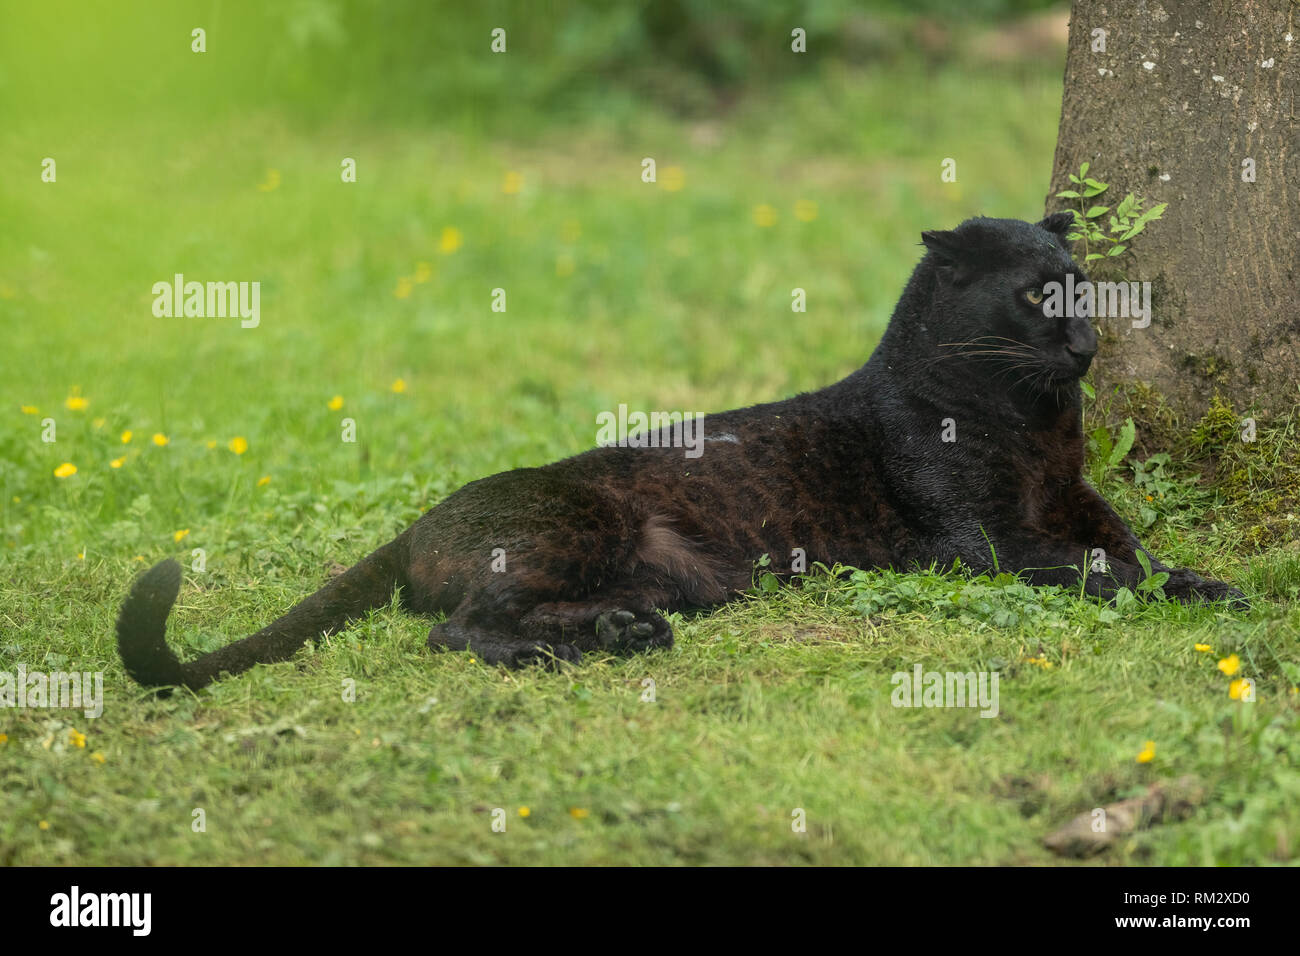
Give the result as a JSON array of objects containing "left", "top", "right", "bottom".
[{"left": 1047, "top": 0, "right": 1299, "bottom": 424}]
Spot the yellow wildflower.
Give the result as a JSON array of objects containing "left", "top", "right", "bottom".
[
  {"left": 54, "top": 462, "right": 77, "bottom": 478},
  {"left": 228, "top": 436, "right": 248, "bottom": 455},
  {"left": 439, "top": 227, "right": 462, "bottom": 254},
  {"left": 328, "top": 395, "right": 344, "bottom": 411},
  {"left": 1218, "top": 654, "right": 1241, "bottom": 677},
  {"left": 1136, "top": 741, "right": 1156, "bottom": 764},
  {"left": 152, "top": 433, "right": 168, "bottom": 446}
]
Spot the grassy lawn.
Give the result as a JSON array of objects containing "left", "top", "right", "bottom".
[{"left": 3, "top": 27, "right": 1298, "bottom": 864}]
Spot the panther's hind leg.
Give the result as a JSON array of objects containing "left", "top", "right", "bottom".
[
  {"left": 427, "top": 609, "right": 582, "bottom": 667},
  {"left": 427, "top": 583, "right": 675, "bottom": 667},
  {"left": 518, "top": 590, "right": 675, "bottom": 654},
  {"left": 421, "top": 508, "right": 727, "bottom": 666}
]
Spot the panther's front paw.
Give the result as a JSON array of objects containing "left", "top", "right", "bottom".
[
  {"left": 1163, "top": 569, "right": 1250, "bottom": 609},
  {"left": 1194, "top": 580, "right": 1250, "bottom": 609}
]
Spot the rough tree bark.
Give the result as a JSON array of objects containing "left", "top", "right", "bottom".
[{"left": 1047, "top": 0, "right": 1298, "bottom": 423}]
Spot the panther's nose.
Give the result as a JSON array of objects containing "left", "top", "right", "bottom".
[{"left": 1066, "top": 321, "right": 1098, "bottom": 359}]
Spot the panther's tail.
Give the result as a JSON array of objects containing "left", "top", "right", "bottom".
[{"left": 116, "top": 536, "right": 408, "bottom": 689}]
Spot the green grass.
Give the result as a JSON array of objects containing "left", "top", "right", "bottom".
[{"left": 3, "top": 41, "right": 1299, "bottom": 865}]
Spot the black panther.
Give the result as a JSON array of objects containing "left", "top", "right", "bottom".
[{"left": 117, "top": 213, "right": 1245, "bottom": 689}]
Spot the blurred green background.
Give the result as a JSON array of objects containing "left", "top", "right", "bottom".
[
  {"left": 1, "top": 0, "right": 1068, "bottom": 528},
  {"left": 3, "top": 0, "right": 1065, "bottom": 123}
]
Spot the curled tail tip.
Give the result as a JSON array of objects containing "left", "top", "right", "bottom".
[{"left": 117, "top": 558, "right": 185, "bottom": 688}]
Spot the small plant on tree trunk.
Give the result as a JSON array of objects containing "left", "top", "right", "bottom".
[{"left": 1055, "top": 162, "right": 1167, "bottom": 263}]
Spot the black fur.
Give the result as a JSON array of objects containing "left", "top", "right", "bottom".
[{"left": 117, "top": 215, "right": 1245, "bottom": 688}]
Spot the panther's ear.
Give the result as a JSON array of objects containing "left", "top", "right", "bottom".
[
  {"left": 920, "top": 229, "right": 963, "bottom": 263},
  {"left": 921, "top": 228, "right": 978, "bottom": 284},
  {"left": 1037, "top": 211, "right": 1075, "bottom": 239}
]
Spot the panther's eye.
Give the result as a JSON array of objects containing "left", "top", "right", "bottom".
[{"left": 1023, "top": 288, "right": 1044, "bottom": 306}]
